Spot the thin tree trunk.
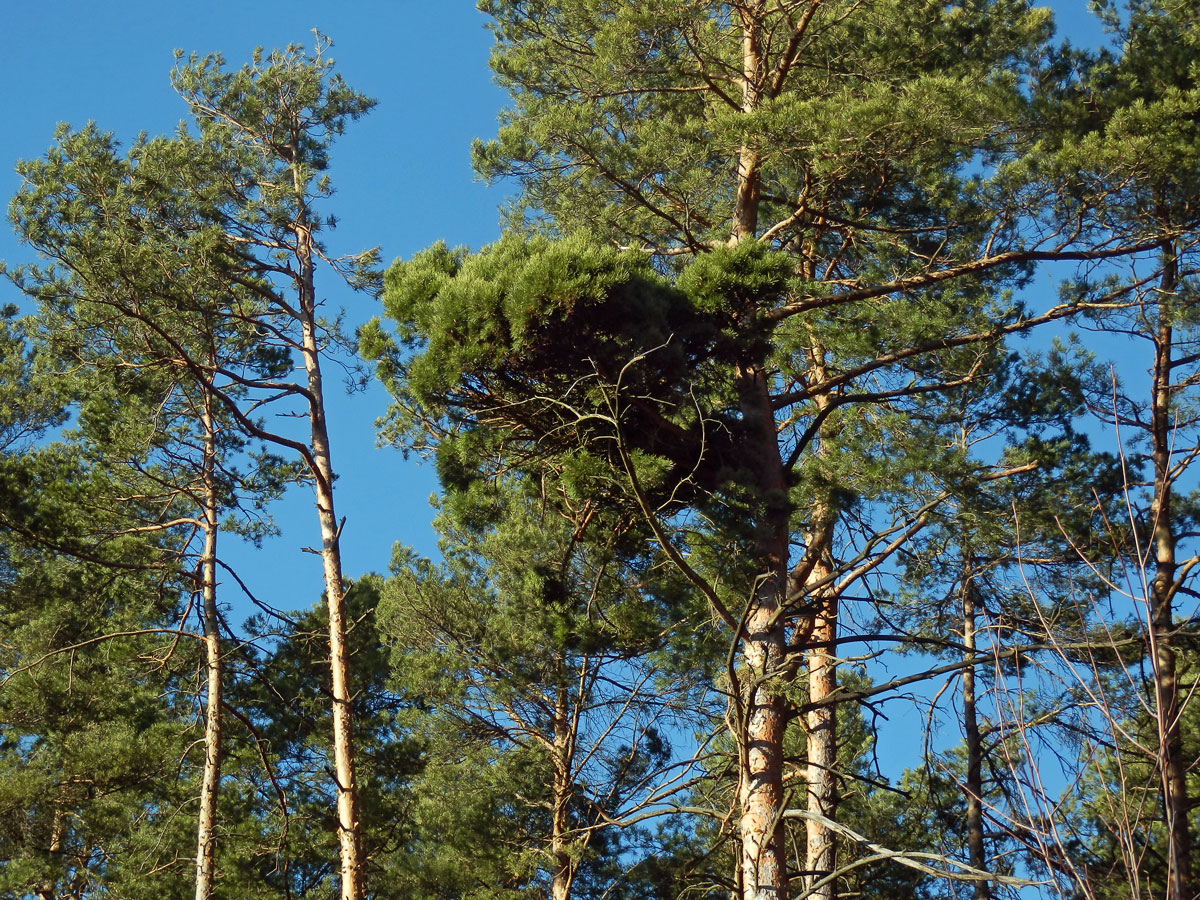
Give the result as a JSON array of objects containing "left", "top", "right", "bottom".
[
  {"left": 35, "top": 803, "right": 65, "bottom": 900},
  {"left": 1149, "top": 240, "right": 1192, "bottom": 900},
  {"left": 296, "top": 216, "right": 364, "bottom": 900},
  {"left": 551, "top": 684, "right": 576, "bottom": 900},
  {"left": 961, "top": 574, "right": 989, "bottom": 900},
  {"left": 731, "top": 1, "right": 764, "bottom": 243},
  {"left": 803, "top": 548, "right": 836, "bottom": 900},
  {"left": 798, "top": 350, "right": 838, "bottom": 900},
  {"left": 194, "top": 398, "right": 222, "bottom": 900}
]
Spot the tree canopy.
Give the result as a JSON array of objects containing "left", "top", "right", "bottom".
[{"left": 4, "top": 7, "right": 1200, "bottom": 900}]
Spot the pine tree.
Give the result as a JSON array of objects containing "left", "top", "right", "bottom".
[
  {"left": 1038, "top": 4, "right": 1200, "bottom": 897},
  {"left": 365, "top": 5, "right": 1166, "bottom": 898},
  {"left": 378, "top": 473, "right": 714, "bottom": 900},
  {"left": 10, "top": 34, "right": 379, "bottom": 899},
  {"left": 0, "top": 320, "right": 197, "bottom": 898},
  {"left": 11, "top": 122, "right": 294, "bottom": 900}
]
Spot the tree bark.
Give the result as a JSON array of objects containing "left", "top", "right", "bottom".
[
  {"left": 725, "top": 9, "right": 792, "bottom": 894},
  {"left": 803, "top": 549, "right": 837, "bottom": 900},
  {"left": 731, "top": 1, "right": 764, "bottom": 244},
  {"left": 194, "top": 397, "right": 223, "bottom": 900},
  {"left": 735, "top": 362, "right": 791, "bottom": 900},
  {"left": 35, "top": 803, "right": 65, "bottom": 900},
  {"left": 738, "top": 601, "right": 789, "bottom": 900},
  {"left": 296, "top": 216, "right": 364, "bottom": 900},
  {"left": 961, "top": 574, "right": 989, "bottom": 900},
  {"left": 1149, "top": 241, "right": 1192, "bottom": 900},
  {"left": 796, "top": 348, "right": 838, "bottom": 900},
  {"left": 551, "top": 683, "right": 577, "bottom": 900}
]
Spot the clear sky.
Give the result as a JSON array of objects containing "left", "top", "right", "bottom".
[
  {"left": 3, "top": 2, "right": 512, "bottom": 620},
  {"left": 1, "top": 2, "right": 1114, "bottom": 622}
]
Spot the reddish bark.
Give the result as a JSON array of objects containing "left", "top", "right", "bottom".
[{"left": 735, "top": 362, "right": 792, "bottom": 900}]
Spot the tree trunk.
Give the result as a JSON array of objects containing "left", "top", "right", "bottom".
[
  {"left": 551, "top": 683, "right": 577, "bottom": 900},
  {"left": 731, "top": 1, "right": 764, "bottom": 243},
  {"left": 1149, "top": 241, "right": 1192, "bottom": 900},
  {"left": 194, "top": 399, "right": 222, "bottom": 900},
  {"left": 797, "top": 350, "right": 838, "bottom": 900},
  {"left": 739, "top": 601, "right": 789, "bottom": 900},
  {"left": 803, "top": 550, "right": 837, "bottom": 900},
  {"left": 296, "top": 217, "right": 364, "bottom": 900},
  {"left": 35, "top": 803, "right": 65, "bottom": 900},
  {"left": 727, "top": 16, "right": 789, "bottom": 893},
  {"left": 961, "top": 574, "right": 989, "bottom": 900},
  {"left": 739, "top": 605, "right": 789, "bottom": 900},
  {"left": 735, "top": 363, "right": 791, "bottom": 900}
]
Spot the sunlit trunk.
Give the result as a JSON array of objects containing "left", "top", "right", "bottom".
[
  {"left": 296, "top": 214, "right": 364, "bottom": 900},
  {"left": 194, "top": 396, "right": 222, "bottom": 900},
  {"left": 797, "top": 349, "right": 838, "bottom": 900},
  {"left": 731, "top": 1, "right": 763, "bottom": 243},
  {"left": 35, "top": 804, "right": 65, "bottom": 900},
  {"left": 736, "top": 362, "right": 791, "bottom": 900},
  {"left": 551, "top": 684, "right": 577, "bottom": 900},
  {"left": 803, "top": 546, "right": 836, "bottom": 900},
  {"left": 727, "top": 10, "right": 788, "bottom": 894}
]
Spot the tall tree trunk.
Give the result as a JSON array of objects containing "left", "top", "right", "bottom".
[
  {"left": 803, "top": 544, "right": 836, "bottom": 900},
  {"left": 296, "top": 217, "right": 364, "bottom": 900},
  {"left": 961, "top": 573, "right": 989, "bottom": 900},
  {"left": 739, "top": 605, "right": 789, "bottom": 900},
  {"left": 736, "top": 362, "right": 791, "bottom": 900},
  {"left": 550, "top": 683, "right": 577, "bottom": 900},
  {"left": 1149, "top": 240, "right": 1192, "bottom": 900},
  {"left": 727, "top": 9, "right": 789, "bottom": 897},
  {"left": 194, "top": 398, "right": 222, "bottom": 900},
  {"left": 798, "top": 351, "right": 838, "bottom": 900},
  {"left": 738, "top": 605, "right": 789, "bottom": 900}
]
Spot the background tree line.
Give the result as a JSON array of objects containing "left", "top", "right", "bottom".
[{"left": 1, "top": 3, "right": 1199, "bottom": 900}]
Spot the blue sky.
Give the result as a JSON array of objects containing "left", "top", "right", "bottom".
[
  {"left": 1, "top": 2, "right": 1113, "bottom": 622},
  {"left": 3, "top": 3, "right": 511, "bottom": 619}
]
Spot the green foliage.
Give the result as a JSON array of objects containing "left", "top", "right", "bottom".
[
  {"left": 170, "top": 34, "right": 381, "bottom": 292},
  {"left": 368, "top": 234, "right": 766, "bottom": 535},
  {"left": 230, "top": 578, "right": 420, "bottom": 900},
  {"left": 0, "top": 448, "right": 197, "bottom": 898},
  {"left": 3, "top": 33, "right": 379, "bottom": 900},
  {"left": 374, "top": 234, "right": 697, "bottom": 418},
  {"left": 475, "top": 0, "right": 1051, "bottom": 252},
  {"left": 8, "top": 6, "right": 1200, "bottom": 900},
  {"left": 377, "top": 475, "right": 716, "bottom": 900},
  {"left": 9, "top": 115, "right": 297, "bottom": 549}
]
